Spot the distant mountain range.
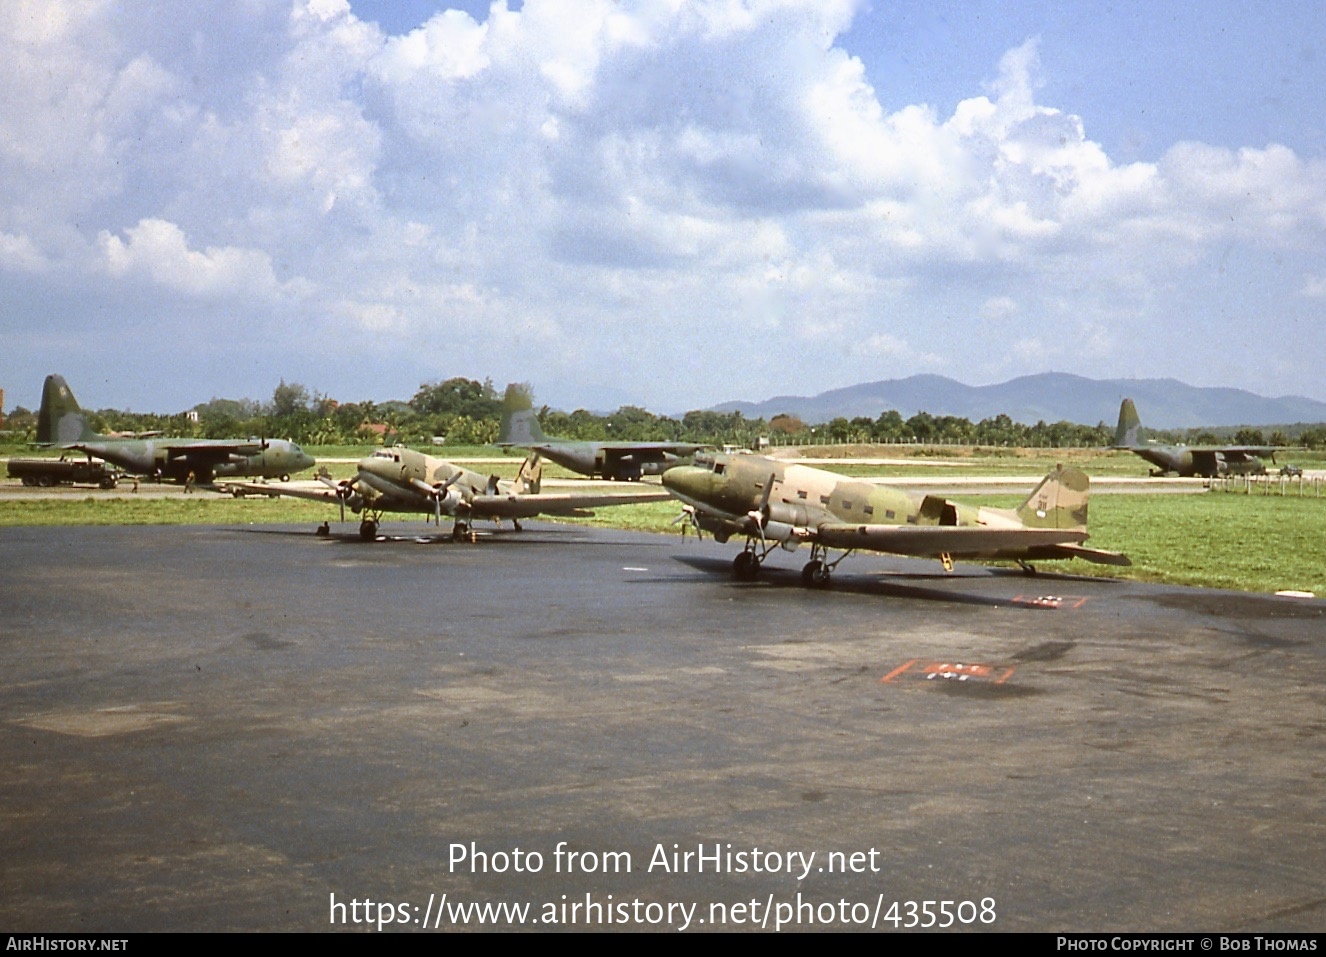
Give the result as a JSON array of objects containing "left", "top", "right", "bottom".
[{"left": 710, "top": 373, "right": 1326, "bottom": 430}]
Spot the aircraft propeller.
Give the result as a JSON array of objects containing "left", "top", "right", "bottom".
[
  {"left": 408, "top": 471, "right": 465, "bottom": 526},
  {"left": 744, "top": 472, "right": 778, "bottom": 548},
  {"left": 317, "top": 468, "right": 361, "bottom": 522},
  {"left": 671, "top": 504, "right": 702, "bottom": 539}
]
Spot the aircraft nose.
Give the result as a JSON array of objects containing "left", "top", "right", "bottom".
[{"left": 661, "top": 465, "right": 712, "bottom": 500}]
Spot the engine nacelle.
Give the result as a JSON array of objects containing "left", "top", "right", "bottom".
[
  {"left": 765, "top": 500, "right": 811, "bottom": 527},
  {"left": 695, "top": 512, "right": 741, "bottom": 543},
  {"left": 759, "top": 520, "right": 812, "bottom": 546}
]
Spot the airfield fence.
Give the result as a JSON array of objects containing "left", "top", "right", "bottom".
[{"left": 1212, "top": 474, "right": 1325, "bottom": 497}]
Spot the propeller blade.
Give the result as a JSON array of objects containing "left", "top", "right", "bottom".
[
  {"left": 671, "top": 504, "right": 701, "bottom": 539},
  {"left": 758, "top": 472, "right": 776, "bottom": 514},
  {"left": 744, "top": 472, "right": 778, "bottom": 547}
]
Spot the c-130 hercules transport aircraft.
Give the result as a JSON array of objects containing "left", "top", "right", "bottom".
[
  {"left": 663, "top": 452, "right": 1129, "bottom": 587},
  {"left": 36, "top": 374, "right": 314, "bottom": 485},
  {"left": 497, "top": 383, "right": 706, "bottom": 481}
]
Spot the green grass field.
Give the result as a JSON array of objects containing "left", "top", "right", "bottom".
[{"left": 3, "top": 483, "right": 1321, "bottom": 595}]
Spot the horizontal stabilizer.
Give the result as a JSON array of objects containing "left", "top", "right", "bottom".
[{"left": 1024, "top": 543, "right": 1133, "bottom": 567}]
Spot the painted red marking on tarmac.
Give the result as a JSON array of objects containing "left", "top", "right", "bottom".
[
  {"left": 1011, "top": 595, "right": 1089, "bottom": 609},
  {"left": 922, "top": 662, "right": 991, "bottom": 677},
  {"left": 880, "top": 660, "right": 918, "bottom": 683},
  {"left": 882, "top": 660, "right": 1018, "bottom": 685}
]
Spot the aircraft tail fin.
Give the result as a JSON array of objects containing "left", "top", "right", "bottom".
[
  {"left": 498, "top": 382, "right": 548, "bottom": 445},
  {"left": 36, "top": 374, "right": 98, "bottom": 445},
  {"left": 517, "top": 451, "right": 543, "bottom": 494},
  {"left": 1015, "top": 465, "right": 1089, "bottom": 531},
  {"left": 1112, "top": 398, "right": 1142, "bottom": 449}
]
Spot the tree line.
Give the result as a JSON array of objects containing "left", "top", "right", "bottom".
[{"left": 4, "top": 376, "right": 1325, "bottom": 450}]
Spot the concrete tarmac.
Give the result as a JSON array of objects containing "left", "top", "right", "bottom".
[{"left": 0, "top": 521, "right": 1322, "bottom": 932}]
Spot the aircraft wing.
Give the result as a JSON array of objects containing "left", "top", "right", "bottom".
[
  {"left": 813, "top": 523, "right": 1092, "bottom": 559},
  {"left": 1219, "top": 446, "right": 1278, "bottom": 459},
  {"left": 810, "top": 523, "right": 1130, "bottom": 566},
  {"left": 603, "top": 442, "right": 705, "bottom": 454},
  {"left": 165, "top": 441, "right": 267, "bottom": 463},
  {"left": 468, "top": 490, "right": 670, "bottom": 519},
  {"left": 217, "top": 480, "right": 341, "bottom": 503}
]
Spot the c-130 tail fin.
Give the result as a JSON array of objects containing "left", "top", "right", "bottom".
[{"left": 36, "top": 375, "right": 97, "bottom": 445}]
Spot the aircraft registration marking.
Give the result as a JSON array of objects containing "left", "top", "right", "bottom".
[{"left": 880, "top": 660, "right": 1017, "bottom": 685}]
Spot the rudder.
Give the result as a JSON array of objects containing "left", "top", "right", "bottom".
[
  {"left": 1016, "top": 466, "right": 1089, "bottom": 530},
  {"left": 1112, "top": 398, "right": 1142, "bottom": 449},
  {"left": 498, "top": 382, "right": 547, "bottom": 445},
  {"left": 36, "top": 375, "right": 96, "bottom": 445}
]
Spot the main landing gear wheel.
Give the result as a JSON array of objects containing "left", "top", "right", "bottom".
[
  {"left": 801, "top": 559, "right": 831, "bottom": 589},
  {"left": 732, "top": 550, "right": 761, "bottom": 581},
  {"left": 452, "top": 522, "right": 477, "bottom": 544},
  {"left": 358, "top": 519, "right": 378, "bottom": 541}
]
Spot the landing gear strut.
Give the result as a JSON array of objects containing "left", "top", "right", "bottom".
[
  {"left": 732, "top": 549, "right": 761, "bottom": 581},
  {"left": 801, "top": 559, "right": 830, "bottom": 588},
  {"left": 798, "top": 543, "right": 851, "bottom": 589}
]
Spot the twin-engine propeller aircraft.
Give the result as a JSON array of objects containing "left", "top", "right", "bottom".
[
  {"left": 36, "top": 374, "right": 314, "bottom": 485},
  {"left": 663, "top": 452, "right": 1129, "bottom": 586},
  {"left": 497, "top": 383, "right": 705, "bottom": 481},
  {"left": 226, "top": 446, "right": 668, "bottom": 541}
]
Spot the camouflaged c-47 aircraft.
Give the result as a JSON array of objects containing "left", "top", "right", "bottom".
[
  {"left": 663, "top": 452, "right": 1129, "bottom": 586},
  {"left": 226, "top": 446, "right": 668, "bottom": 541}
]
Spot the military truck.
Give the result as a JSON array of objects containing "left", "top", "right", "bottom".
[{"left": 7, "top": 457, "right": 121, "bottom": 489}]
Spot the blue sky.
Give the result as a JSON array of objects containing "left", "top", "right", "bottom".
[{"left": 2, "top": 0, "right": 1324, "bottom": 414}]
